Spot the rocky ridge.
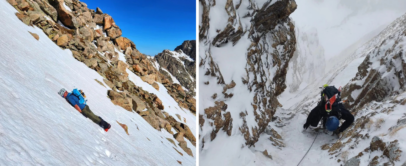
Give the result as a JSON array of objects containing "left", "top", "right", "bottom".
[
  {"left": 154, "top": 41, "right": 196, "bottom": 95},
  {"left": 175, "top": 40, "right": 196, "bottom": 61},
  {"left": 199, "top": 0, "right": 297, "bottom": 147},
  {"left": 6, "top": 0, "right": 196, "bottom": 156},
  {"left": 341, "top": 13, "right": 406, "bottom": 113}
]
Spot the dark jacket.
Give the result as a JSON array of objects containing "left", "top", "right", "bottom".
[{"left": 305, "top": 101, "right": 354, "bottom": 132}]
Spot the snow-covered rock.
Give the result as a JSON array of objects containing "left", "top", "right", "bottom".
[
  {"left": 199, "top": 0, "right": 297, "bottom": 164},
  {"left": 154, "top": 45, "right": 196, "bottom": 95},
  {"left": 341, "top": 13, "right": 406, "bottom": 111}
]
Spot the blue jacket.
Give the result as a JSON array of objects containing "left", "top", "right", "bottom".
[{"left": 66, "top": 89, "right": 87, "bottom": 110}]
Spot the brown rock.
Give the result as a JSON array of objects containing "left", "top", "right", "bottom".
[
  {"left": 141, "top": 74, "right": 157, "bottom": 84},
  {"left": 28, "top": 12, "right": 43, "bottom": 23},
  {"left": 82, "top": 11, "right": 92, "bottom": 23},
  {"left": 84, "top": 58, "right": 97, "bottom": 69},
  {"left": 28, "top": 31, "right": 39, "bottom": 40},
  {"left": 116, "top": 121, "right": 129, "bottom": 135},
  {"left": 94, "top": 29, "right": 102, "bottom": 38},
  {"left": 154, "top": 97, "right": 164, "bottom": 110},
  {"left": 133, "top": 64, "right": 143, "bottom": 73},
  {"left": 132, "top": 49, "right": 142, "bottom": 60},
  {"left": 103, "top": 79, "right": 114, "bottom": 89},
  {"left": 104, "top": 15, "right": 114, "bottom": 30},
  {"left": 328, "top": 141, "right": 343, "bottom": 153},
  {"left": 138, "top": 110, "right": 149, "bottom": 116},
  {"left": 106, "top": 27, "right": 122, "bottom": 39},
  {"left": 176, "top": 84, "right": 185, "bottom": 94},
  {"left": 57, "top": 35, "right": 69, "bottom": 47},
  {"left": 117, "top": 73, "right": 129, "bottom": 84},
  {"left": 129, "top": 94, "right": 146, "bottom": 112},
  {"left": 173, "top": 122, "right": 196, "bottom": 146},
  {"left": 189, "top": 106, "right": 196, "bottom": 113},
  {"left": 79, "top": 26, "right": 94, "bottom": 42},
  {"left": 52, "top": 34, "right": 59, "bottom": 41},
  {"left": 162, "top": 79, "right": 170, "bottom": 84},
  {"left": 54, "top": 0, "right": 78, "bottom": 28},
  {"left": 176, "top": 114, "right": 181, "bottom": 120},
  {"left": 107, "top": 90, "right": 133, "bottom": 111},
  {"left": 15, "top": 13, "right": 31, "bottom": 25},
  {"left": 370, "top": 136, "right": 386, "bottom": 152},
  {"left": 165, "top": 124, "right": 173, "bottom": 134},
  {"left": 262, "top": 150, "right": 273, "bottom": 159},
  {"left": 124, "top": 47, "right": 132, "bottom": 56},
  {"left": 178, "top": 141, "right": 193, "bottom": 157},
  {"left": 152, "top": 82, "right": 159, "bottom": 90},
  {"left": 7, "top": 0, "right": 17, "bottom": 6},
  {"left": 71, "top": 50, "right": 81, "bottom": 60},
  {"left": 115, "top": 37, "right": 132, "bottom": 50},
  {"left": 186, "top": 97, "right": 196, "bottom": 105},
  {"left": 142, "top": 114, "right": 160, "bottom": 130},
  {"left": 96, "top": 7, "right": 103, "bottom": 14},
  {"left": 93, "top": 14, "right": 104, "bottom": 24},
  {"left": 34, "top": 0, "right": 58, "bottom": 21},
  {"left": 18, "top": 1, "right": 30, "bottom": 11},
  {"left": 116, "top": 60, "right": 128, "bottom": 74}
]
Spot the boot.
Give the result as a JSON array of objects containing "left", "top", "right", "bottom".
[
  {"left": 104, "top": 123, "right": 111, "bottom": 132},
  {"left": 98, "top": 117, "right": 111, "bottom": 132}
]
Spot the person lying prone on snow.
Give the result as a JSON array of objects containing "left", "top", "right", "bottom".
[{"left": 58, "top": 88, "right": 111, "bottom": 132}]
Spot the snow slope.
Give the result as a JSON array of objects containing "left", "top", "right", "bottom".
[
  {"left": 291, "top": 0, "right": 406, "bottom": 59},
  {"left": 0, "top": 1, "right": 194, "bottom": 165}
]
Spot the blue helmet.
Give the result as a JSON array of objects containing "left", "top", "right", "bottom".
[{"left": 326, "top": 116, "right": 339, "bottom": 131}]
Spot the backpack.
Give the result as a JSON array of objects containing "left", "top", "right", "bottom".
[
  {"left": 72, "top": 89, "right": 86, "bottom": 105},
  {"left": 320, "top": 86, "right": 341, "bottom": 112}
]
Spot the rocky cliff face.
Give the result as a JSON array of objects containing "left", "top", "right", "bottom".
[
  {"left": 6, "top": 0, "right": 196, "bottom": 156},
  {"left": 199, "top": 0, "right": 297, "bottom": 148},
  {"left": 175, "top": 40, "right": 196, "bottom": 60},
  {"left": 154, "top": 41, "right": 196, "bottom": 95},
  {"left": 341, "top": 13, "right": 406, "bottom": 113}
]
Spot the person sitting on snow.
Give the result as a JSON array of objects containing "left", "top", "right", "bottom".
[
  {"left": 58, "top": 88, "right": 111, "bottom": 132},
  {"left": 303, "top": 84, "right": 354, "bottom": 136}
]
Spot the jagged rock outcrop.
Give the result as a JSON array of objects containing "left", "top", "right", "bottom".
[
  {"left": 53, "top": 0, "right": 79, "bottom": 28},
  {"left": 199, "top": 0, "right": 297, "bottom": 147},
  {"left": 341, "top": 13, "right": 406, "bottom": 113},
  {"left": 155, "top": 48, "right": 196, "bottom": 94},
  {"left": 175, "top": 40, "right": 196, "bottom": 60}
]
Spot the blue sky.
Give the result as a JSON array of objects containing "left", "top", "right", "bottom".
[{"left": 83, "top": 0, "right": 196, "bottom": 56}]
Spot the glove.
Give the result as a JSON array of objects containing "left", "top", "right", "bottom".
[
  {"left": 332, "top": 127, "right": 341, "bottom": 136},
  {"left": 303, "top": 123, "right": 310, "bottom": 129}
]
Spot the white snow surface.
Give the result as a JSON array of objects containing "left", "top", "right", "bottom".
[
  {"left": 291, "top": 0, "right": 406, "bottom": 59},
  {"left": 0, "top": 2, "right": 194, "bottom": 165}
]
